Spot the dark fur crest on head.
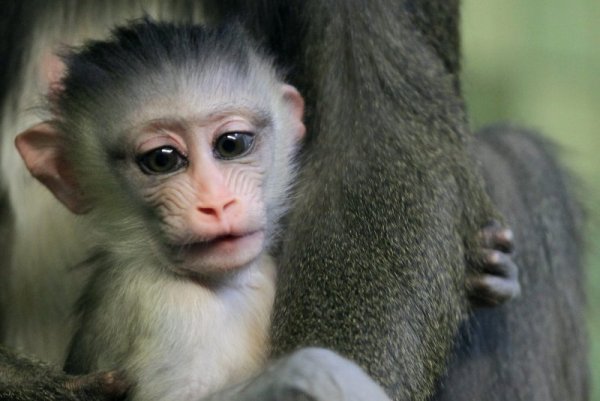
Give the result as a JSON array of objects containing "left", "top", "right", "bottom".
[{"left": 56, "top": 18, "right": 273, "bottom": 117}]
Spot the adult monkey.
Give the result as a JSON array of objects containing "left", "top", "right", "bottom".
[
  {"left": 0, "top": 2, "right": 580, "bottom": 401},
  {"left": 209, "top": 1, "right": 587, "bottom": 400}
]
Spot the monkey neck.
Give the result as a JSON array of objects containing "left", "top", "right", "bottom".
[{"left": 80, "top": 252, "right": 276, "bottom": 400}]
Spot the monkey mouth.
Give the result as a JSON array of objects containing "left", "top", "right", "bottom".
[
  {"left": 191, "top": 230, "right": 263, "bottom": 248},
  {"left": 169, "top": 230, "right": 265, "bottom": 268}
]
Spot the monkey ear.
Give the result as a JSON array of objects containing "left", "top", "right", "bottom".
[
  {"left": 281, "top": 84, "right": 306, "bottom": 140},
  {"left": 15, "top": 122, "right": 91, "bottom": 214}
]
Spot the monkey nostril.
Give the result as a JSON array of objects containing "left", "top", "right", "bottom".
[{"left": 197, "top": 206, "right": 219, "bottom": 217}]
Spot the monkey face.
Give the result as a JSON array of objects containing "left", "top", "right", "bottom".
[{"left": 122, "top": 104, "right": 274, "bottom": 276}]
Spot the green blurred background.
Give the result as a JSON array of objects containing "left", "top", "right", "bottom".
[{"left": 461, "top": 0, "right": 600, "bottom": 397}]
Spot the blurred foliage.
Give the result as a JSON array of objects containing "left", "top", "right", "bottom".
[{"left": 461, "top": 0, "right": 600, "bottom": 397}]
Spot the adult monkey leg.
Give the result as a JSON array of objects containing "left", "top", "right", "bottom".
[{"left": 207, "top": 1, "right": 510, "bottom": 400}]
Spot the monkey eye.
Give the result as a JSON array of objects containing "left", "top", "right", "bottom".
[
  {"left": 137, "top": 146, "right": 188, "bottom": 175},
  {"left": 214, "top": 132, "right": 255, "bottom": 159}
]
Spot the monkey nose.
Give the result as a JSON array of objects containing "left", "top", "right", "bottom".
[{"left": 196, "top": 198, "right": 238, "bottom": 220}]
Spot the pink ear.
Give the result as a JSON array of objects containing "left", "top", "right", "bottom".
[
  {"left": 281, "top": 84, "right": 306, "bottom": 140},
  {"left": 15, "top": 123, "right": 90, "bottom": 214}
]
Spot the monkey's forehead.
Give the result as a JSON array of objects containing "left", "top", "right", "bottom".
[
  {"left": 122, "top": 101, "right": 274, "bottom": 135},
  {"left": 117, "top": 72, "right": 277, "bottom": 119},
  {"left": 61, "top": 63, "right": 282, "bottom": 133}
]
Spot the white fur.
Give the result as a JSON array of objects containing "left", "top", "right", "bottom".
[{"left": 83, "top": 256, "right": 276, "bottom": 401}]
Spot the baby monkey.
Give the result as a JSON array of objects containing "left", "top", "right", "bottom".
[{"left": 16, "top": 20, "right": 304, "bottom": 400}]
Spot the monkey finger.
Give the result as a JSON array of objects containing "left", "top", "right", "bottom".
[
  {"left": 63, "top": 371, "right": 130, "bottom": 401},
  {"left": 479, "top": 221, "right": 515, "bottom": 253},
  {"left": 482, "top": 250, "right": 519, "bottom": 280},
  {"left": 467, "top": 274, "right": 521, "bottom": 307},
  {"left": 491, "top": 227, "right": 515, "bottom": 253}
]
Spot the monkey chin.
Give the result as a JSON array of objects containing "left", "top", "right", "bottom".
[{"left": 170, "top": 230, "right": 266, "bottom": 280}]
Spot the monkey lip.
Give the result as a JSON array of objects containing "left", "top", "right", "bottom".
[
  {"left": 170, "top": 230, "right": 265, "bottom": 269},
  {"left": 201, "top": 230, "right": 263, "bottom": 247}
]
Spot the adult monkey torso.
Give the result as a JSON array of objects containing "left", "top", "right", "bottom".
[{"left": 0, "top": 1, "right": 586, "bottom": 401}]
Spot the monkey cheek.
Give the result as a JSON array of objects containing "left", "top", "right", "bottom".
[{"left": 175, "top": 230, "right": 266, "bottom": 275}]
